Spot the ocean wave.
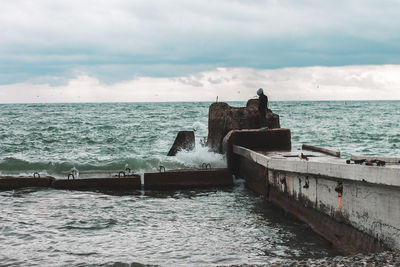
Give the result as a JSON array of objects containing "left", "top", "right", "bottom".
[{"left": 0, "top": 148, "right": 226, "bottom": 176}]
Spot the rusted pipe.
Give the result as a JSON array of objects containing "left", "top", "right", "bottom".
[
  {"left": 303, "top": 177, "right": 309, "bottom": 189},
  {"left": 335, "top": 181, "right": 343, "bottom": 194}
]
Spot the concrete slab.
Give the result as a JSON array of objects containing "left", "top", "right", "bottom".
[
  {"left": 52, "top": 176, "right": 141, "bottom": 191},
  {"left": 144, "top": 168, "right": 233, "bottom": 189},
  {"left": 0, "top": 176, "right": 55, "bottom": 190}
]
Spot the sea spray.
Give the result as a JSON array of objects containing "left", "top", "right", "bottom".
[{"left": 174, "top": 145, "right": 226, "bottom": 169}]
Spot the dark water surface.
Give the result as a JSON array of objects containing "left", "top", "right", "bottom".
[{"left": 0, "top": 183, "right": 339, "bottom": 266}]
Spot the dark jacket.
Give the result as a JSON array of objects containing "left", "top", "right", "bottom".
[{"left": 258, "top": 93, "right": 268, "bottom": 115}]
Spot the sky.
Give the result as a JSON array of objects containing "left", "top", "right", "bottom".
[{"left": 1, "top": 0, "right": 400, "bottom": 103}]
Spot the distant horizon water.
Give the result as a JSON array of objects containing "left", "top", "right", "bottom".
[
  {"left": 1, "top": 99, "right": 400, "bottom": 105},
  {"left": 0, "top": 100, "right": 398, "bottom": 176}
]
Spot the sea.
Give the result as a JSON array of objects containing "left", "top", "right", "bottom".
[{"left": 0, "top": 100, "right": 398, "bottom": 266}]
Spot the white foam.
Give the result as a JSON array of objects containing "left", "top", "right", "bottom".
[{"left": 174, "top": 144, "right": 226, "bottom": 168}]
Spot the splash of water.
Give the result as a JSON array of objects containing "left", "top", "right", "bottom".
[{"left": 174, "top": 145, "right": 226, "bottom": 169}]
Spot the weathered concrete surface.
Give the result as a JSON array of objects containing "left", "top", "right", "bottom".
[
  {"left": 207, "top": 99, "right": 280, "bottom": 153},
  {"left": 0, "top": 176, "right": 55, "bottom": 190},
  {"left": 232, "top": 145, "right": 400, "bottom": 252},
  {"left": 223, "top": 128, "right": 291, "bottom": 173},
  {"left": 268, "top": 188, "right": 388, "bottom": 254},
  {"left": 223, "top": 128, "right": 291, "bottom": 153},
  {"left": 235, "top": 156, "right": 387, "bottom": 254},
  {"left": 51, "top": 176, "right": 141, "bottom": 190},
  {"left": 167, "top": 131, "right": 195, "bottom": 156},
  {"left": 236, "top": 156, "right": 268, "bottom": 196},
  {"left": 144, "top": 168, "right": 233, "bottom": 189}
]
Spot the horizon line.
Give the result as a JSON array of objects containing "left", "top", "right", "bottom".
[{"left": 1, "top": 99, "right": 399, "bottom": 105}]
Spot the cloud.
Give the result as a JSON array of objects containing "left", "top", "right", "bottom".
[
  {"left": 1, "top": 65, "right": 399, "bottom": 103},
  {"left": 1, "top": 0, "right": 400, "bottom": 85}
]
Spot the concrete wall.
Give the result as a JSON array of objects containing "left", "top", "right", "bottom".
[
  {"left": 223, "top": 128, "right": 291, "bottom": 174},
  {"left": 232, "top": 145, "right": 400, "bottom": 253}
]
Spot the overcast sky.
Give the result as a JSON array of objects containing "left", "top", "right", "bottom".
[{"left": 1, "top": 0, "right": 400, "bottom": 103}]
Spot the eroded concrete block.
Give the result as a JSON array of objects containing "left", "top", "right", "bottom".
[
  {"left": 167, "top": 131, "right": 195, "bottom": 156},
  {"left": 207, "top": 99, "right": 280, "bottom": 153}
]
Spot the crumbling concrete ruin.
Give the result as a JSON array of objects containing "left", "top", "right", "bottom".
[{"left": 207, "top": 99, "right": 280, "bottom": 153}]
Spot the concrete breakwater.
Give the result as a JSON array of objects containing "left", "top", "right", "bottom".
[
  {"left": 224, "top": 127, "right": 400, "bottom": 254},
  {"left": 0, "top": 168, "right": 233, "bottom": 191},
  {"left": 144, "top": 168, "right": 232, "bottom": 189},
  {"left": 0, "top": 176, "right": 55, "bottom": 190}
]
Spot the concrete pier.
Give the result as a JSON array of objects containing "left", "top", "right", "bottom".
[
  {"left": 144, "top": 168, "right": 233, "bottom": 189},
  {"left": 225, "top": 128, "right": 400, "bottom": 253}
]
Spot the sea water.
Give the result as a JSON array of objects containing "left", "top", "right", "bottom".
[{"left": 0, "top": 101, "right": 398, "bottom": 266}]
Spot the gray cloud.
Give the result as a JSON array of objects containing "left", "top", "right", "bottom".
[{"left": 1, "top": 0, "right": 400, "bottom": 85}]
